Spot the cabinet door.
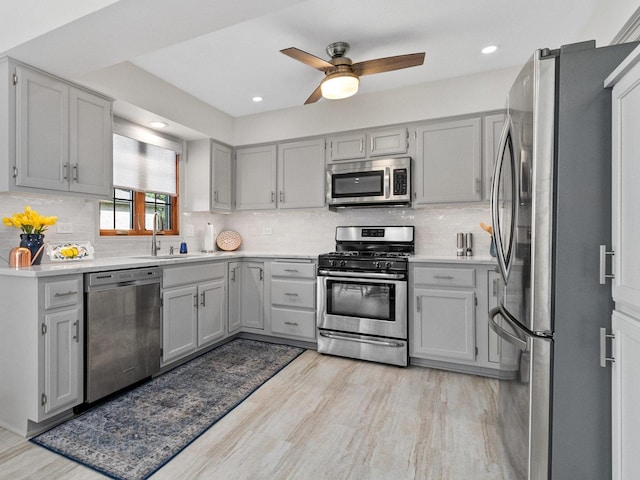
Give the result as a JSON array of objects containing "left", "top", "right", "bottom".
[
  {"left": 15, "top": 65, "right": 69, "bottom": 191},
  {"left": 212, "top": 142, "right": 233, "bottom": 211},
  {"left": 235, "top": 145, "right": 277, "bottom": 210},
  {"left": 327, "top": 133, "right": 366, "bottom": 161},
  {"left": 43, "top": 308, "right": 82, "bottom": 414},
  {"left": 197, "top": 279, "right": 226, "bottom": 347},
  {"left": 487, "top": 270, "right": 501, "bottom": 364},
  {"left": 228, "top": 262, "right": 243, "bottom": 334},
  {"left": 414, "top": 118, "right": 482, "bottom": 204},
  {"left": 242, "top": 262, "right": 265, "bottom": 330},
  {"left": 162, "top": 286, "right": 198, "bottom": 364},
  {"left": 69, "top": 88, "right": 112, "bottom": 196},
  {"left": 367, "top": 127, "right": 408, "bottom": 157},
  {"left": 185, "top": 138, "right": 212, "bottom": 212},
  {"left": 278, "top": 139, "right": 325, "bottom": 209},
  {"left": 612, "top": 310, "right": 640, "bottom": 480},
  {"left": 482, "top": 113, "right": 506, "bottom": 201},
  {"left": 612, "top": 69, "right": 640, "bottom": 311},
  {"left": 412, "top": 288, "right": 476, "bottom": 362}
]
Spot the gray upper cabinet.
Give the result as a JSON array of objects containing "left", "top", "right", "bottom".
[
  {"left": 4, "top": 60, "right": 113, "bottom": 197},
  {"left": 185, "top": 139, "right": 232, "bottom": 212},
  {"left": 327, "top": 132, "right": 366, "bottom": 161},
  {"left": 482, "top": 113, "right": 506, "bottom": 201},
  {"left": 414, "top": 117, "right": 482, "bottom": 204},
  {"left": 277, "top": 138, "right": 325, "bottom": 209},
  {"left": 327, "top": 126, "right": 408, "bottom": 162},
  {"left": 235, "top": 145, "right": 277, "bottom": 210},
  {"left": 236, "top": 140, "right": 325, "bottom": 211},
  {"left": 367, "top": 126, "right": 408, "bottom": 157},
  {"left": 211, "top": 142, "right": 233, "bottom": 211}
]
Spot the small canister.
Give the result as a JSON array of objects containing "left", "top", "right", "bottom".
[
  {"left": 465, "top": 233, "right": 473, "bottom": 256},
  {"left": 457, "top": 233, "right": 466, "bottom": 256},
  {"left": 179, "top": 242, "right": 188, "bottom": 254},
  {"left": 9, "top": 247, "right": 31, "bottom": 268}
]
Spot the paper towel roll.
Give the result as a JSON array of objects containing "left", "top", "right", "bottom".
[{"left": 203, "top": 224, "right": 215, "bottom": 251}]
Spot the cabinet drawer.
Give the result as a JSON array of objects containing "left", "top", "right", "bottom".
[
  {"left": 271, "top": 308, "right": 316, "bottom": 340},
  {"left": 413, "top": 267, "right": 475, "bottom": 287},
  {"left": 271, "top": 279, "right": 315, "bottom": 308},
  {"left": 44, "top": 278, "right": 82, "bottom": 309},
  {"left": 163, "top": 262, "right": 225, "bottom": 288},
  {"left": 271, "top": 262, "right": 315, "bottom": 279}
]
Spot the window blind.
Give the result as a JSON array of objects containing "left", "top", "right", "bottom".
[{"left": 113, "top": 134, "right": 177, "bottom": 196}]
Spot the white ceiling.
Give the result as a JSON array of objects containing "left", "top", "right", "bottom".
[{"left": 0, "top": 0, "right": 626, "bottom": 119}]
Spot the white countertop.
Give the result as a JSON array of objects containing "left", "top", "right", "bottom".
[{"left": 0, "top": 250, "right": 497, "bottom": 277}]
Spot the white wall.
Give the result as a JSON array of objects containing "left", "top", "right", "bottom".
[{"left": 233, "top": 66, "right": 517, "bottom": 145}]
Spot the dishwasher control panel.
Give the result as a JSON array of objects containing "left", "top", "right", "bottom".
[{"left": 85, "top": 267, "right": 161, "bottom": 290}]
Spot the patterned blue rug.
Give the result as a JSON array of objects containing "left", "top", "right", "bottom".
[{"left": 31, "top": 338, "right": 305, "bottom": 480}]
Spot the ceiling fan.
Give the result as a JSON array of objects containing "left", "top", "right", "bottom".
[{"left": 280, "top": 42, "right": 425, "bottom": 104}]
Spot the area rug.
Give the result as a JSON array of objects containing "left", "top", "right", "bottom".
[{"left": 31, "top": 338, "right": 304, "bottom": 480}]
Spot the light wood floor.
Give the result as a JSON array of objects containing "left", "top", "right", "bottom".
[{"left": 0, "top": 351, "right": 514, "bottom": 479}]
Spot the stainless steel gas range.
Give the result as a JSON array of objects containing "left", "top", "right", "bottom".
[{"left": 316, "top": 226, "right": 414, "bottom": 367}]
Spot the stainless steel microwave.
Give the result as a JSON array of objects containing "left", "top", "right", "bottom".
[{"left": 326, "top": 157, "right": 411, "bottom": 208}]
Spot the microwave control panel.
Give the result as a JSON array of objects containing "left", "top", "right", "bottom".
[{"left": 393, "top": 168, "right": 408, "bottom": 195}]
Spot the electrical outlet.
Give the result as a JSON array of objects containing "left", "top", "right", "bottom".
[
  {"left": 261, "top": 227, "right": 272, "bottom": 235},
  {"left": 56, "top": 222, "right": 73, "bottom": 234},
  {"left": 185, "top": 224, "right": 195, "bottom": 237}
]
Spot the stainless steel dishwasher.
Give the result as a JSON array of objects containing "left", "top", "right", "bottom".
[{"left": 84, "top": 267, "right": 161, "bottom": 403}]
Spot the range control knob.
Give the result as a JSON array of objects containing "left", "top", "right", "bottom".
[
  {"left": 340, "top": 260, "right": 347, "bottom": 267},
  {"left": 385, "top": 262, "right": 392, "bottom": 269},
  {"left": 373, "top": 261, "right": 380, "bottom": 268},
  {"left": 329, "top": 260, "right": 336, "bottom": 267}
]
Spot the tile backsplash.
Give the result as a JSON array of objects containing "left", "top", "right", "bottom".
[{"left": 0, "top": 192, "right": 494, "bottom": 264}]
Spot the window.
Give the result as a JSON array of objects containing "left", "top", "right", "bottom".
[{"left": 100, "top": 119, "right": 181, "bottom": 236}]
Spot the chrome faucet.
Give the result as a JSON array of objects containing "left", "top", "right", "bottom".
[{"left": 151, "top": 212, "right": 162, "bottom": 256}]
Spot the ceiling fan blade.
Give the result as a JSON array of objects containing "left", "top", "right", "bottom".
[
  {"left": 353, "top": 52, "right": 425, "bottom": 76},
  {"left": 304, "top": 84, "right": 323, "bottom": 104},
  {"left": 280, "top": 47, "right": 334, "bottom": 71}
]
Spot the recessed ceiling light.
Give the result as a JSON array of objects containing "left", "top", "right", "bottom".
[
  {"left": 148, "top": 121, "right": 169, "bottom": 129},
  {"left": 481, "top": 45, "right": 499, "bottom": 55},
  {"left": 252, "top": 96, "right": 263, "bottom": 103}
]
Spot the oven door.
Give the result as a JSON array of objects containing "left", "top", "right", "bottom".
[{"left": 317, "top": 271, "right": 407, "bottom": 339}]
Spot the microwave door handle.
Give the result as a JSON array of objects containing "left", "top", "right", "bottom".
[
  {"left": 491, "top": 115, "right": 513, "bottom": 281},
  {"left": 384, "top": 167, "right": 391, "bottom": 198}
]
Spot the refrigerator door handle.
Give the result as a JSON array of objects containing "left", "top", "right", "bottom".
[
  {"left": 489, "top": 306, "right": 528, "bottom": 351},
  {"left": 491, "top": 115, "right": 515, "bottom": 282}
]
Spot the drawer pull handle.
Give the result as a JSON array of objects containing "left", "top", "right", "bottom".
[
  {"left": 433, "top": 275, "right": 454, "bottom": 280},
  {"left": 284, "top": 321, "right": 299, "bottom": 326},
  {"left": 55, "top": 290, "right": 78, "bottom": 297},
  {"left": 284, "top": 292, "right": 299, "bottom": 296},
  {"left": 284, "top": 269, "right": 299, "bottom": 273}
]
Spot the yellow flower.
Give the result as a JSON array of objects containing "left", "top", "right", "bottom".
[{"left": 2, "top": 206, "right": 57, "bottom": 234}]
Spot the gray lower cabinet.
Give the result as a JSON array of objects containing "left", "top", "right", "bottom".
[
  {"left": 410, "top": 263, "right": 501, "bottom": 376},
  {"left": 0, "top": 274, "right": 83, "bottom": 437},
  {"left": 161, "top": 262, "right": 227, "bottom": 366},
  {"left": 414, "top": 117, "right": 482, "bottom": 204},
  {"left": 228, "top": 261, "right": 265, "bottom": 332},
  {"left": 269, "top": 260, "right": 316, "bottom": 341}
]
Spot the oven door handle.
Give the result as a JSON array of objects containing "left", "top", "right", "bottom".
[
  {"left": 317, "top": 269, "right": 406, "bottom": 280},
  {"left": 319, "top": 330, "right": 405, "bottom": 348}
]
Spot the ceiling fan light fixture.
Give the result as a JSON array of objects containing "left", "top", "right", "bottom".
[{"left": 320, "top": 72, "right": 359, "bottom": 100}]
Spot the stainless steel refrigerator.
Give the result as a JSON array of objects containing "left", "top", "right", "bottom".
[{"left": 489, "top": 40, "right": 637, "bottom": 480}]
